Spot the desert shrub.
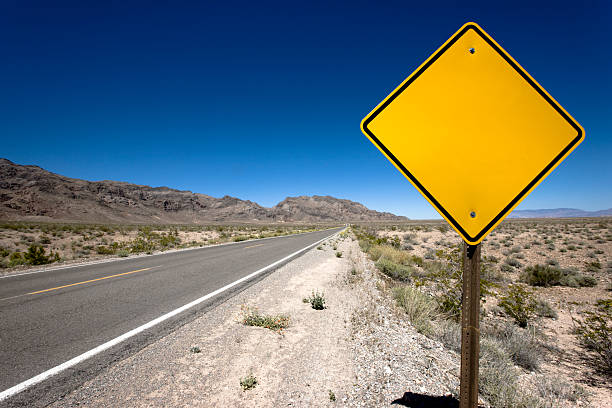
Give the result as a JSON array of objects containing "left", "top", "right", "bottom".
[
  {"left": 545, "top": 258, "right": 559, "bottom": 266},
  {"left": 375, "top": 258, "right": 414, "bottom": 281},
  {"left": 573, "top": 298, "right": 612, "bottom": 374},
  {"left": 328, "top": 390, "right": 336, "bottom": 402},
  {"left": 410, "top": 255, "right": 424, "bottom": 267},
  {"left": 304, "top": 290, "right": 326, "bottom": 310},
  {"left": 403, "top": 233, "right": 417, "bottom": 245},
  {"left": 525, "top": 268, "right": 561, "bottom": 290},
  {"left": 425, "top": 247, "right": 494, "bottom": 321},
  {"left": 499, "top": 284, "right": 536, "bottom": 327},
  {"left": 368, "top": 244, "right": 411, "bottom": 264},
  {"left": 434, "top": 319, "right": 461, "bottom": 353},
  {"left": 8, "top": 252, "right": 26, "bottom": 267},
  {"left": 335, "top": 251, "right": 342, "bottom": 258},
  {"left": 240, "top": 305, "right": 290, "bottom": 333},
  {"left": 96, "top": 245, "right": 116, "bottom": 255},
  {"left": 522, "top": 265, "right": 597, "bottom": 288},
  {"left": 483, "top": 322, "right": 540, "bottom": 371},
  {"left": 478, "top": 337, "right": 540, "bottom": 408},
  {"left": 575, "top": 275, "right": 597, "bottom": 287},
  {"left": 23, "top": 245, "right": 52, "bottom": 265},
  {"left": 585, "top": 261, "right": 601, "bottom": 272},
  {"left": 481, "top": 262, "right": 504, "bottom": 282},
  {"left": 160, "top": 233, "right": 180, "bottom": 247},
  {"left": 505, "top": 257, "right": 523, "bottom": 268},
  {"left": 437, "top": 287, "right": 463, "bottom": 321},
  {"left": 129, "top": 237, "right": 155, "bottom": 253},
  {"left": 117, "top": 249, "right": 130, "bottom": 257},
  {"left": 392, "top": 285, "right": 438, "bottom": 335},
  {"left": 535, "top": 299, "right": 558, "bottom": 319},
  {"left": 240, "top": 373, "right": 257, "bottom": 391},
  {"left": 534, "top": 375, "right": 587, "bottom": 407},
  {"left": 233, "top": 236, "right": 248, "bottom": 242}
]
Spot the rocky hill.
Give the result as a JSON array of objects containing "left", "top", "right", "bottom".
[{"left": 0, "top": 159, "right": 406, "bottom": 224}]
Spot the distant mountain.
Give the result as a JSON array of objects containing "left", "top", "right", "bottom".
[
  {"left": 0, "top": 159, "right": 407, "bottom": 224},
  {"left": 274, "top": 195, "right": 403, "bottom": 222},
  {"left": 510, "top": 208, "right": 612, "bottom": 218}
]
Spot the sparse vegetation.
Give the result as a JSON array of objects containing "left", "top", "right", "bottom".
[
  {"left": 304, "top": 290, "right": 326, "bottom": 310},
  {"left": 573, "top": 298, "right": 612, "bottom": 375},
  {"left": 521, "top": 264, "right": 597, "bottom": 288},
  {"left": 392, "top": 285, "right": 437, "bottom": 335},
  {"left": 499, "top": 284, "right": 536, "bottom": 327},
  {"left": 0, "top": 222, "right": 327, "bottom": 270},
  {"left": 240, "top": 305, "right": 290, "bottom": 333},
  {"left": 240, "top": 373, "right": 258, "bottom": 391},
  {"left": 328, "top": 390, "right": 336, "bottom": 402},
  {"left": 351, "top": 218, "right": 609, "bottom": 407}
]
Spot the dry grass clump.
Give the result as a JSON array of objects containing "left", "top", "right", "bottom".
[
  {"left": 392, "top": 285, "right": 438, "bottom": 335},
  {"left": 482, "top": 322, "right": 541, "bottom": 371},
  {"left": 534, "top": 375, "right": 587, "bottom": 407},
  {"left": 368, "top": 244, "right": 412, "bottom": 264},
  {"left": 375, "top": 258, "right": 415, "bottom": 281}
]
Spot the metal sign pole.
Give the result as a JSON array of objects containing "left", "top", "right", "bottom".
[{"left": 460, "top": 242, "right": 481, "bottom": 408}]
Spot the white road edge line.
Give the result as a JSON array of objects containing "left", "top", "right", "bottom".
[
  {"left": 0, "top": 226, "right": 341, "bottom": 280},
  {"left": 0, "top": 227, "right": 345, "bottom": 402}
]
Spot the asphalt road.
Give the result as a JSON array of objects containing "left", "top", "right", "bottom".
[{"left": 0, "top": 227, "right": 342, "bottom": 402}]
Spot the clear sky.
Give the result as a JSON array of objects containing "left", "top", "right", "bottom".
[{"left": 1, "top": 1, "right": 610, "bottom": 219}]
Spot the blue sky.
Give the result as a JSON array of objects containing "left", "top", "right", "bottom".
[{"left": 1, "top": 1, "right": 610, "bottom": 219}]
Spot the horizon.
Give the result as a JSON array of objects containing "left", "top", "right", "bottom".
[
  {"left": 3, "top": 157, "right": 611, "bottom": 217},
  {"left": 1, "top": 1, "right": 610, "bottom": 219}
]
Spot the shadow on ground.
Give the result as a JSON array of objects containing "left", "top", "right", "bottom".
[{"left": 391, "top": 392, "right": 459, "bottom": 408}]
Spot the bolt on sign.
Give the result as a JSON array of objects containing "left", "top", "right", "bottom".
[{"left": 361, "top": 22, "right": 584, "bottom": 245}]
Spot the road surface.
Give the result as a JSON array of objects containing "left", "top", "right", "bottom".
[{"left": 0, "top": 227, "right": 342, "bottom": 405}]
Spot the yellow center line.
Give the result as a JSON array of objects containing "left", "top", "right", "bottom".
[
  {"left": 25, "top": 267, "right": 156, "bottom": 296},
  {"left": 243, "top": 244, "right": 264, "bottom": 249}
]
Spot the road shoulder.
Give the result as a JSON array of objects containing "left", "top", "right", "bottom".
[{"left": 50, "top": 233, "right": 357, "bottom": 407}]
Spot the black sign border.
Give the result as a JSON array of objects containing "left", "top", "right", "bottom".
[{"left": 361, "top": 23, "right": 583, "bottom": 243}]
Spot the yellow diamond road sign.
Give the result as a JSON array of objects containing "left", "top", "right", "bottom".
[{"left": 361, "top": 22, "right": 584, "bottom": 245}]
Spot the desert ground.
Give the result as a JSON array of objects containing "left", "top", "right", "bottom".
[
  {"left": 3, "top": 218, "right": 611, "bottom": 407},
  {"left": 0, "top": 222, "right": 328, "bottom": 275}
]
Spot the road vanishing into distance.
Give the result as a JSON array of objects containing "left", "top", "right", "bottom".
[{"left": 0, "top": 227, "right": 343, "bottom": 405}]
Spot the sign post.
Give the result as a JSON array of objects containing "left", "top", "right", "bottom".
[
  {"left": 360, "top": 22, "right": 584, "bottom": 407},
  {"left": 460, "top": 243, "right": 480, "bottom": 408}
]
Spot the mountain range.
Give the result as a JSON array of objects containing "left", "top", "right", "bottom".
[
  {"left": 509, "top": 208, "right": 612, "bottom": 218},
  {"left": 0, "top": 159, "right": 406, "bottom": 224}
]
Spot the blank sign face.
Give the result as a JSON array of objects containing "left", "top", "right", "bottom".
[{"left": 361, "top": 22, "right": 583, "bottom": 244}]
